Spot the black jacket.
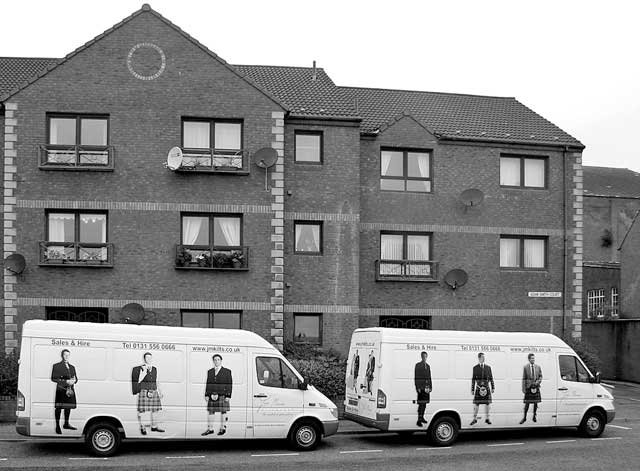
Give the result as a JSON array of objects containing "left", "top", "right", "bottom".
[
  {"left": 414, "top": 361, "right": 432, "bottom": 391},
  {"left": 131, "top": 365, "right": 158, "bottom": 395},
  {"left": 205, "top": 367, "right": 233, "bottom": 398}
]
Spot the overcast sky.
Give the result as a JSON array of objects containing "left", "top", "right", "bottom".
[{"left": 2, "top": 0, "right": 638, "bottom": 172}]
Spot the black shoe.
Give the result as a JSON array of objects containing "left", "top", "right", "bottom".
[
  {"left": 55, "top": 426, "right": 62, "bottom": 435},
  {"left": 519, "top": 418, "right": 526, "bottom": 424},
  {"left": 470, "top": 419, "right": 477, "bottom": 426},
  {"left": 533, "top": 415, "right": 537, "bottom": 423},
  {"left": 416, "top": 419, "right": 424, "bottom": 427},
  {"left": 151, "top": 427, "right": 165, "bottom": 433},
  {"left": 63, "top": 424, "right": 77, "bottom": 430},
  {"left": 485, "top": 419, "right": 492, "bottom": 425},
  {"left": 201, "top": 429, "right": 214, "bottom": 436},
  {"left": 217, "top": 428, "right": 226, "bottom": 436},
  {"left": 140, "top": 427, "right": 147, "bottom": 435}
]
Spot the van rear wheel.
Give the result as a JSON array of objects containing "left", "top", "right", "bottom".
[
  {"left": 289, "top": 420, "right": 320, "bottom": 451},
  {"left": 85, "top": 422, "right": 121, "bottom": 457},
  {"left": 428, "top": 416, "right": 458, "bottom": 447},
  {"left": 579, "top": 410, "right": 605, "bottom": 438}
]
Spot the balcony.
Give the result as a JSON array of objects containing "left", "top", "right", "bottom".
[
  {"left": 39, "top": 241, "right": 114, "bottom": 267},
  {"left": 39, "top": 145, "right": 115, "bottom": 171},
  {"left": 375, "top": 259, "right": 438, "bottom": 282},
  {"left": 175, "top": 245, "right": 249, "bottom": 270},
  {"left": 175, "top": 148, "right": 248, "bottom": 174}
]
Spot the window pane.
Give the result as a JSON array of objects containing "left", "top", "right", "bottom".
[
  {"left": 407, "top": 235, "right": 429, "bottom": 261},
  {"left": 215, "top": 123, "right": 241, "bottom": 150},
  {"left": 280, "top": 360, "right": 301, "bottom": 389},
  {"left": 381, "top": 234, "right": 403, "bottom": 259},
  {"left": 296, "top": 134, "right": 321, "bottom": 162},
  {"left": 500, "top": 157, "right": 521, "bottom": 186},
  {"left": 294, "top": 315, "right": 321, "bottom": 343},
  {"left": 182, "top": 311, "right": 210, "bottom": 328},
  {"left": 524, "top": 159, "right": 545, "bottom": 187},
  {"left": 212, "top": 312, "right": 240, "bottom": 329},
  {"left": 407, "top": 152, "right": 430, "bottom": 178},
  {"left": 406, "top": 180, "right": 431, "bottom": 192},
  {"left": 380, "top": 179, "right": 405, "bottom": 191},
  {"left": 381, "top": 151, "right": 403, "bottom": 176},
  {"left": 79, "top": 214, "right": 106, "bottom": 243},
  {"left": 524, "top": 239, "right": 545, "bottom": 268},
  {"left": 213, "top": 217, "right": 241, "bottom": 246},
  {"left": 295, "top": 223, "right": 320, "bottom": 252},
  {"left": 48, "top": 213, "right": 75, "bottom": 242},
  {"left": 49, "top": 118, "right": 76, "bottom": 145},
  {"left": 256, "top": 357, "right": 283, "bottom": 388},
  {"left": 80, "top": 119, "right": 107, "bottom": 145},
  {"left": 182, "top": 216, "right": 209, "bottom": 245},
  {"left": 183, "top": 121, "right": 210, "bottom": 148},
  {"left": 559, "top": 355, "right": 577, "bottom": 382},
  {"left": 576, "top": 359, "right": 590, "bottom": 382},
  {"left": 500, "top": 238, "right": 520, "bottom": 267}
]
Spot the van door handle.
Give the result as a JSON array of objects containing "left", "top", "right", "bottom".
[
  {"left": 558, "top": 387, "right": 568, "bottom": 391},
  {"left": 254, "top": 394, "right": 268, "bottom": 398}
]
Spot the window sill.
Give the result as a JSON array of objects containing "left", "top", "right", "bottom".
[
  {"left": 379, "top": 189, "right": 433, "bottom": 194},
  {"left": 174, "top": 167, "right": 250, "bottom": 175},
  {"left": 38, "top": 165, "right": 115, "bottom": 172},
  {"left": 175, "top": 265, "right": 249, "bottom": 271},
  {"left": 376, "top": 276, "right": 439, "bottom": 283},
  {"left": 499, "top": 268, "right": 548, "bottom": 272},
  {"left": 38, "top": 261, "right": 113, "bottom": 268}
]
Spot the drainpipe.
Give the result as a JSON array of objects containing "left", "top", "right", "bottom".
[{"left": 561, "top": 145, "right": 569, "bottom": 338}]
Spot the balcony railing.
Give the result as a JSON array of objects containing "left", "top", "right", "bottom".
[
  {"left": 175, "top": 245, "right": 249, "bottom": 270},
  {"left": 39, "top": 241, "right": 114, "bottom": 267},
  {"left": 39, "top": 144, "right": 115, "bottom": 170},
  {"left": 375, "top": 259, "right": 438, "bottom": 281},
  {"left": 176, "top": 148, "right": 247, "bottom": 173}
]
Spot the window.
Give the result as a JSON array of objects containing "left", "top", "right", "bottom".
[
  {"left": 559, "top": 355, "right": 591, "bottom": 383},
  {"left": 46, "top": 307, "right": 108, "bottom": 323},
  {"left": 181, "top": 310, "right": 241, "bottom": 329},
  {"left": 255, "top": 357, "right": 301, "bottom": 389},
  {"left": 500, "top": 155, "right": 546, "bottom": 188},
  {"left": 294, "top": 221, "right": 322, "bottom": 254},
  {"left": 380, "top": 149, "right": 431, "bottom": 192},
  {"left": 295, "top": 131, "right": 322, "bottom": 163},
  {"left": 181, "top": 119, "right": 243, "bottom": 170},
  {"left": 294, "top": 314, "right": 322, "bottom": 345},
  {"left": 380, "top": 316, "right": 431, "bottom": 329},
  {"left": 611, "top": 287, "right": 619, "bottom": 317},
  {"left": 499, "top": 236, "right": 547, "bottom": 269},
  {"left": 177, "top": 214, "right": 247, "bottom": 269},
  {"left": 42, "top": 114, "right": 111, "bottom": 168},
  {"left": 378, "top": 232, "right": 435, "bottom": 280},
  {"left": 41, "top": 211, "right": 111, "bottom": 266},
  {"left": 587, "top": 289, "right": 606, "bottom": 318}
]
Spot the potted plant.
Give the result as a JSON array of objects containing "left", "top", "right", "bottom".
[
  {"left": 175, "top": 246, "right": 192, "bottom": 267},
  {"left": 212, "top": 252, "right": 232, "bottom": 268},
  {"left": 196, "top": 252, "right": 211, "bottom": 268},
  {"left": 231, "top": 250, "right": 245, "bottom": 268}
]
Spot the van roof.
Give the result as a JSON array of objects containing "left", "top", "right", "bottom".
[
  {"left": 354, "top": 328, "right": 569, "bottom": 348},
  {"left": 22, "top": 320, "right": 276, "bottom": 349}
]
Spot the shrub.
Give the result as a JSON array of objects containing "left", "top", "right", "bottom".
[
  {"left": 0, "top": 351, "right": 19, "bottom": 397},
  {"left": 563, "top": 336, "right": 603, "bottom": 374},
  {"left": 284, "top": 341, "right": 346, "bottom": 400}
]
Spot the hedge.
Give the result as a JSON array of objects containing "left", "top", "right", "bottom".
[
  {"left": 563, "top": 336, "right": 603, "bottom": 375},
  {"left": 284, "top": 342, "right": 346, "bottom": 400},
  {"left": 0, "top": 352, "right": 18, "bottom": 397}
]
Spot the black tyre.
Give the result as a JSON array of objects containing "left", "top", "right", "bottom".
[
  {"left": 85, "top": 422, "right": 121, "bottom": 457},
  {"left": 579, "top": 409, "right": 605, "bottom": 438},
  {"left": 428, "top": 416, "right": 459, "bottom": 447},
  {"left": 289, "top": 420, "right": 321, "bottom": 451}
]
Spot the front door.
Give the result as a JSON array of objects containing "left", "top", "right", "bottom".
[
  {"left": 556, "top": 354, "right": 594, "bottom": 426},
  {"left": 250, "top": 355, "right": 304, "bottom": 438}
]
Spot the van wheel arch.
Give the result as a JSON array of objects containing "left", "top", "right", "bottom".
[
  {"left": 427, "top": 412, "right": 461, "bottom": 447},
  {"left": 288, "top": 417, "right": 323, "bottom": 451},
  {"left": 83, "top": 416, "right": 125, "bottom": 437},
  {"left": 83, "top": 417, "right": 125, "bottom": 457},
  {"left": 579, "top": 407, "right": 606, "bottom": 438}
]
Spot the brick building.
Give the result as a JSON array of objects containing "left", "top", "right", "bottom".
[{"left": 1, "top": 5, "right": 585, "bottom": 356}]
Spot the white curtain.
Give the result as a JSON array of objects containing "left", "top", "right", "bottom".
[
  {"left": 183, "top": 217, "right": 204, "bottom": 245},
  {"left": 79, "top": 214, "right": 106, "bottom": 242},
  {"left": 80, "top": 119, "right": 108, "bottom": 146},
  {"left": 500, "top": 157, "right": 521, "bottom": 186},
  {"left": 48, "top": 213, "right": 74, "bottom": 242},
  {"left": 217, "top": 217, "right": 240, "bottom": 246},
  {"left": 407, "top": 235, "right": 429, "bottom": 261},
  {"left": 500, "top": 238, "right": 519, "bottom": 267},
  {"left": 409, "top": 152, "right": 429, "bottom": 178},
  {"left": 524, "top": 239, "right": 545, "bottom": 268},
  {"left": 380, "top": 151, "right": 392, "bottom": 176},
  {"left": 524, "top": 159, "right": 545, "bottom": 187},
  {"left": 311, "top": 225, "right": 320, "bottom": 250},
  {"left": 381, "top": 234, "right": 403, "bottom": 260},
  {"left": 49, "top": 118, "right": 75, "bottom": 145},
  {"left": 183, "top": 122, "right": 210, "bottom": 149},
  {"left": 215, "top": 123, "right": 241, "bottom": 150}
]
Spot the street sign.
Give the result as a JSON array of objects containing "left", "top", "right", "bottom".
[{"left": 528, "top": 292, "right": 562, "bottom": 298}]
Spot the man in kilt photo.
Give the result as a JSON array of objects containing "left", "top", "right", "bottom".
[
  {"left": 470, "top": 352, "right": 495, "bottom": 425},
  {"left": 520, "top": 353, "right": 543, "bottom": 423},
  {"left": 202, "top": 354, "right": 233, "bottom": 436},
  {"left": 131, "top": 352, "right": 164, "bottom": 435},
  {"left": 50, "top": 349, "right": 78, "bottom": 434}
]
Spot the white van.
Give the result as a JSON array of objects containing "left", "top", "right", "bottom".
[
  {"left": 16, "top": 320, "right": 338, "bottom": 455},
  {"left": 344, "top": 328, "right": 614, "bottom": 446}
]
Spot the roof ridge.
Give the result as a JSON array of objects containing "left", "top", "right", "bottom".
[
  {"left": 234, "top": 64, "right": 325, "bottom": 71},
  {"left": 0, "top": 56, "right": 60, "bottom": 60},
  {"left": 341, "top": 85, "right": 514, "bottom": 100}
]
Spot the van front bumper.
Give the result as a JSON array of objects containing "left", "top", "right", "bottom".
[
  {"left": 322, "top": 420, "right": 339, "bottom": 437},
  {"left": 606, "top": 410, "right": 615, "bottom": 423},
  {"left": 16, "top": 416, "right": 30, "bottom": 436}
]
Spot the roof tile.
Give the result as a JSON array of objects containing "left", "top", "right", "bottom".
[
  {"left": 0, "top": 57, "right": 59, "bottom": 97},
  {"left": 583, "top": 166, "right": 640, "bottom": 198}
]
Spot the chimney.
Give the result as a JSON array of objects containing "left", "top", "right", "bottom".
[{"left": 312, "top": 60, "right": 317, "bottom": 81}]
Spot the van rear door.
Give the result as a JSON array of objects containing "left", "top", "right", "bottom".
[
  {"left": 345, "top": 331, "right": 381, "bottom": 423},
  {"left": 556, "top": 354, "right": 594, "bottom": 426}
]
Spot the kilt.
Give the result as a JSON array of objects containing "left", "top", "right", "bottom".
[
  {"left": 137, "top": 389, "right": 162, "bottom": 413},
  {"left": 473, "top": 382, "right": 492, "bottom": 405},
  {"left": 416, "top": 389, "right": 431, "bottom": 404},
  {"left": 54, "top": 386, "right": 77, "bottom": 409},
  {"left": 524, "top": 385, "right": 541, "bottom": 404},
  {"left": 207, "top": 395, "right": 230, "bottom": 414}
]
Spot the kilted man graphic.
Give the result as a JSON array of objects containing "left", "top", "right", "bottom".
[
  {"left": 202, "top": 354, "right": 233, "bottom": 436},
  {"left": 131, "top": 352, "right": 164, "bottom": 435},
  {"left": 470, "top": 352, "right": 495, "bottom": 425},
  {"left": 50, "top": 349, "right": 78, "bottom": 434},
  {"left": 520, "top": 353, "right": 543, "bottom": 424}
]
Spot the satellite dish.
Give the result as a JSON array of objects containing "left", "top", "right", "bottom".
[
  {"left": 253, "top": 147, "right": 278, "bottom": 191},
  {"left": 166, "top": 146, "right": 184, "bottom": 171},
  {"left": 444, "top": 269, "right": 468, "bottom": 290},
  {"left": 4, "top": 253, "right": 26, "bottom": 274},
  {"left": 120, "top": 302, "right": 146, "bottom": 324},
  {"left": 460, "top": 188, "right": 484, "bottom": 207}
]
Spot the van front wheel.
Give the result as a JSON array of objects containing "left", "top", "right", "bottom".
[
  {"left": 85, "top": 422, "right": 121, "bottom": 457},
  {"left": 289, "top": 420, "right": 320, "bottom": 451},
  {"left": 579, "top": 410, "right": 605, "bottom": 438},
  {"left": 429, "top": 416, "right": 459, "bottom": 446}
]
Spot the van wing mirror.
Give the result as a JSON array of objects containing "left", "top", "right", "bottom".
[
  {"left": 298, "top": 379, "right": 308, "bottom": 391},
  {"left": 592, "top": 372, "right": 602, "bottom": 384}
]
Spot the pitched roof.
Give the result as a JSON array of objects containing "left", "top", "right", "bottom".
[
  {"left": 342, "top": 86, "right": 583, "bottom": 147},
  {"left": 583, "top": 166, "right": 640, "bottom": 198},
  {"left": 0, "top": 57, "right": 59, "bottom": 98},
  {"left": 233, "top": 65, "right": 359, "bottom": 120}
]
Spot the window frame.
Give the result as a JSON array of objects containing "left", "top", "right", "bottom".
[
  {"left": 611, "top": 287, "right": 619, "bottom": 317},
  {"left": 587, "top": 288, "right": 606, "bottom": 318},
  {"left": 380, "top": 147, "right": 433, "bottom": 193},
  {"left": 500, "top": 154, "right": 548, "bottom": 189},
  {"left": 46, "top": 210, "right": 109, "bottom": 245},
  {"left": 47, "top": 113, "right": 110, "bottom": 147},
  {"left": 499, "top": 235, "right": 548, "bottom": 270},
  {"left": 380, "top": 231, "right": 432, "bottom": 261},
  {"left": 559, "top": 354, "right": 592, "bottom": 383},
  {"left": 181, "top": 117, "right": 244, "bottom": 152},
  {"left": 294, "top": 220, "right": 323, "bottom": 255},
  {"left": 180, "top": 310, "right": 242, "bottom": 329},
  {"left": 293, "top": 313, "right": 323, "bottom": 346},
  {"left": 46, "top": 307, "right": 109, "bottom": 323},
  {"left": 255, "top": 356, "right": 301, "bottom": 389},
  {"left": 180, "top": 213, "right": 244, "bottom": 248},
  {"left": 294, "top": 130, "right": 323, "bottom": 164}
]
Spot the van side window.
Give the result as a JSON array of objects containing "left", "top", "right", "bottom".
[
  {"left": 559, "top": 355, "right": 590, "bottom": 383},
  {"left": 255, "top": 357, "right": 300, "bottom": 390}
]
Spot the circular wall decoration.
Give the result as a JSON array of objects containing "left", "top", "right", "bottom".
[{"left": 126, "top": 43, "right": 166, "bottom": 81}]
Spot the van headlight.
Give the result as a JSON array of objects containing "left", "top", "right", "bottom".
[{"left": 330, "top": 407, "right": 338, "bottom": 419}]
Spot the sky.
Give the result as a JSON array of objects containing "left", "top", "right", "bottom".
[{"left": 2, "top": 0, "right": 639, "bottom": 172}]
